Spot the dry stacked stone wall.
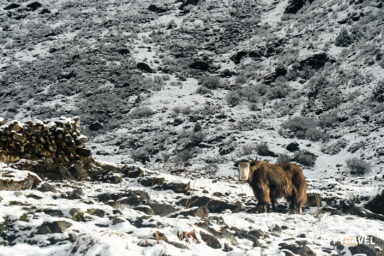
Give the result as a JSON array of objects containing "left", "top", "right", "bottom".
[{"left": 0, "top": 116, "right": 92, "bottom": 165}]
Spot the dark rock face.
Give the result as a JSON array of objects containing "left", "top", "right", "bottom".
[
  {"left": 148, "top": 4, "right": 167, "bottom": 13},
  {"left": 286, "top": 142, "right": 300, "bottom": 152},
  {"left": 230, "top": 51, "right": 248, "bottom": 64},
  {"left": 179, "top": 0, "right": 200, "bottom": 10},
  {"left": 284, "top": 0, "right": 314, "bottom": 14},
  {"left": 136, "top": 62, "right": 154, "bottom": 73},
  {"left": 4, "top": 3, "right": 20, "bottom": 10},
  {"left": 27, "top": 2, "right": 42, "bottom": 11},
  {"left": 37, "top": 221, "right": 72, "bottom": 234},
  {"left": 200, "top": 231, "right": 221, "bottom": 249},
  {"left": 335, "top": 29, "right": 354, "bottom": 47},
  {"left": 189, "top": 60, "right": 210, "bottom": 71},
  {"left": 88, "top": 122, "right": 103, "bottom": 131},
  {"left": 299, "top": 53, "right": 335, "bottom": 70},
  {"left": 365, "top": 190, "right": 384, "bottom": 215}
]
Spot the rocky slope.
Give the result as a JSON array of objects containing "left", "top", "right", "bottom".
[{"left": 1, "top": 0, "right": 384, "bottom": 255}]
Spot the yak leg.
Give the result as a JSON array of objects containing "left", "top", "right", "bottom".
[
  {"left": 289, "top": 191, "right": 302, "bottom": 214},
  {"left": 254, "top": 183, "right": 270, "bottom": 213},
  {"left": 271, "top": 200, "right": 276, "bottom": 212}
]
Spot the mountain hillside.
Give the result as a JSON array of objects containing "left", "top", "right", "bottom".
[{"left": 0, "top": 0, "right": 384, "bottom": 255}]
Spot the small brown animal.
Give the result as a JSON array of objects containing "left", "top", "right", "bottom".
[{"left": 237, "top": 160, "right": 307, "bottom": 213}]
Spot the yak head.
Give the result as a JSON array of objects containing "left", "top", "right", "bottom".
[{"left": 235, "top": 160, "right": 256, "bottom": 181}]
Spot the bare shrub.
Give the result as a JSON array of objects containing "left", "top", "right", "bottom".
[
  {"left": 373, "top": 80, "right": 384, "bottom": 102},
  {"left": 293, "top": 150, "right": 317, "bottom": 167},
  {"left": 129, "top": 106, "right": 155, "bottom": 119},
  {"left": 196, "top": 85, "right": 212, "bottom": 95},
  {"left": 276, "top": 154, "right": 291, "bottom": 163},
  {"left": 200, "top": 75, "right": 222, "bottom": 89},
  {"left": 226, "top": 91, "right": 242, "bottom": 106},
  {"left": 346, "top": 158, "right": 371, "bottom": 175},
  {"left": 242, "top": 144, "right": 257, "bottom": 155}
]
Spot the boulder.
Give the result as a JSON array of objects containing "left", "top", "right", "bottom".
[
  {"left": 136, "top": 63, "right": 153, "bottom": 73},
  {"left": 189, "top": 60, "right": 210, "bottom": 71},
  {"left": 286, "top": 142, "right": 300, "bottom": 152},
  {"left": 169, "top": 205, "right": 209, "bottom": 218},
  {"left": 280, "top": 243, "right": 316, "bottom": 256},
  {"left": 97, "top": 190, "right": 151, "bottom": 206},
  {"left": 200, "top": 231, "right": 221, "bottom": 249},
  {"left": 140, "top": 177, "right": 165, "bottom": 187},
  {"left": 365, "top": 190, "right": 384, "bottom": 215},
  {"left": 158, "top": 182, "right": 190, "bottom": 194},
  {"left": 178, "top": 196, "right": 242, "bottom": 213},
  {"left": 26, "top": 2, "right": 42, "bottom": 11},
  {"left": 37, "top": 221, "right": 72, "bottom": 234},
  {"left": 121, "top": 165, "right": 145, "bottom": 178},
  {"left": 149, "top": 203, "right": 177, "bottom": 216},
  {"left": 0, "top": 169, "right": 41, "bottom": 191},
  {"left": 148, "top": 4, "right": 167, "bottom": 13},
  {"left": 284, "top": 0, "right": 314, "bottom": 14}
]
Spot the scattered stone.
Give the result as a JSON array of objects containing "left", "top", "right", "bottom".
[
  {"left": 37, "top": 182, "right": 57, "bottom": 193},
  {"left": 97, "top": 190, "right": 150, "bottom": 207},
  {"left": 169, "top": 205, "right": 209, "bottom": 218},
  {"left": 159, "top": 182, "right": 190, "bottom": 194},
  {"left": 285, "top": 0, "right": 314, "bottom": 14},
  {"left": 149, "top": 203, "right": 177, "bottom": 216},
  {"left": 148, "top": 4, "right": 167, "bottom": 13},
  {"left": 37, "top": 221, "right": 72, "bottom": 234},
  {"left": 136, "top": 62, "right": 153, "bottom": 73},
  {"left": 280, "top": 243, "right": 316, "bottom": 256},
  {"left": 134, "top": 205, "right": 154, "bottom": 215},
  {"left": 4, "top": 3, "right": 20, "bottom": 10},
  {"left": 178, "top": 196, "right": 242, "bottom": 213},
  {"left": 88, "top": 122, "right": 103, "bottom": 131},
  {"left": 72, "top": 210, "right": 85, "bottom": 222},
  {"left": 26, "top": 2, "right": 42, "bottom": 11},
  {"left": 200, "top": 231, "right": 221, "bottom": 249},
  {"left": 189, "top": 60, "right": 210, "bottom": 71},
  {"left": 365, "top": 190, "right": 384, "bottom": 215},
  {"left": 64, "top": 187, "right": 84, "bottom": 200},
  {"left": 111, "top": 216, "right": 126, "bottom": 225},
  {"left": 121, "top": 165, "right": 145, "bottom": 178},
  {"left": 86, "top": 209, "right": 105, "bottom": 218},
  {"left": 335, "top": 29, "right": 354, "bottom": 47},
  {"left": 0, "top": 170, "right": 41, "bottom": 191},
  {"left": 140, "top": 177, "right": 165, "bottom": 187},
  {"left": 348, "top": 244, "right": 377, "bottom": 256}
]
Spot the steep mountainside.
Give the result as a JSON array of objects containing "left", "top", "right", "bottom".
[{"left": 1, "top": 0, "right": 384, "bottom": 255}]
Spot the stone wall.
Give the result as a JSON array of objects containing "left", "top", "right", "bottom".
[{"left": 0, "top": 116, "right": 92, "bottom": 165}]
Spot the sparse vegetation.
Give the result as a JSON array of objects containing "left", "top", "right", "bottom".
[
  {"left": 346, "top": 158, "right": 371, "bottom": 175},
  {"left": 129, "top": 106, "right": 155, "bottom": 119},
  {"left": 293, "top": 150, "right": 317, "bottom": 167},
  {"left": 226, "top": 91, "right": 242, "bottom": 106},
  {"left": 200, "top": 75, "right": 222, "bottom": 89}
]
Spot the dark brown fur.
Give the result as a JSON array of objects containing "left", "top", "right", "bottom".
[{"left": 244, "top": 160, "right": 307, "bottom": 213}]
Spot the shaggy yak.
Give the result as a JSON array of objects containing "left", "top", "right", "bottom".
[{"left": 236, "top": 160, "right": 307, "bottom": 213}]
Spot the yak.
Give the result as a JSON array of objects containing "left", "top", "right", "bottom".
[{"left": 236, "top": 160, "right": 307, "bottom": 214}]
